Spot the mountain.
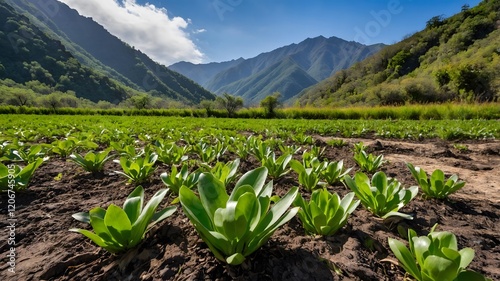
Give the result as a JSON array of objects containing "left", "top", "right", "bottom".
[
  {"left": 297, "top": 1, "right": 500, "bottom": 106},
  {"left": 0, "top": 1, "right": 127, "bottom": 103},
  {"left": 216, "top": 57, "right": 318, "bottom": 104},
  {"left": 169, "top": 58, "right": 245, "bottom": 87},
  {"left": 3, "top": 0, "right": 215, "bottom": 104},
  {"left": 169, "top": 36, "right": 384, "bottom": 104}
]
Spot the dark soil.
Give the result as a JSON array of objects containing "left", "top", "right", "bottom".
[{"left": 1, "top": 138, "right": 499, "bottom": 281}]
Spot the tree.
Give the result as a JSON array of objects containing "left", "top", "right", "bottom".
[
  {"left": 199, "top": 99, "right": 216, "bottom": 116},
  {"left": 8, "top": 89, "right": 35, "bottom": 106},
  {"left": 38, "top": 93, "right": 61, "bottom": 111},
  {"left": 129, "top": 94, "right": 152, "bottom": 109},
  {"left": 426, "top": 15, "right": 445, "bottom": 28},
  {"left": 260, "top": 92, "right": 281, "bottom": 117},
  {"left": 216, "top": 93, "right": 243, "bottom": 117}
]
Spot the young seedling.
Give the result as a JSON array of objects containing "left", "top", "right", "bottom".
[
  {"left": 388, "top": 225, "right": 491, "bottom": 281},
  {"left": 294, "top": 189, "right": 359, "bottom": 236},
  {"left": 261, "top": 153, "right": 292, "bottom": 179},
  {"left": 114, "top": 152, "right": 158, "bottom": 184},
  {"left": 0, "top": 157, "right": 45, "bottom": 191},
  {"left": 179, "top": 167, "right": 299, "bottom": 265},
  {"left": 407, "top": 163, "right": 466, "bottom": 199},
  {"left": 69, "top": 149, "right": 113, "bottom": 174},
  {"left": 344, "top": 171, "right": 417, "bottom": 219},
  {"left": 160, "top": 163, "right": 201, "bottom": 195},
  {"left": 70, "top": 186, "right": 176, "bottom": 253}
]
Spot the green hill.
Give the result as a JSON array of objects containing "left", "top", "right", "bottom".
[
  {"left": 297, "top": 1, "right": 500, "bottom": 106},
  {"left": 0, "top": 2, "right": 128, "bottom": 103},
  {"left": 2, "top": 0, "right": 215, "bottom": 105}
]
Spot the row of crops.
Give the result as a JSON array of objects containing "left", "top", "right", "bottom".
[{"left": 1, "top": 115, "right": 498, "bottom": 280}]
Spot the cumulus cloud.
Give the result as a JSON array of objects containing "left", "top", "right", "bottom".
[{"left": 57, "top": 0, "right": 204, "bottom": 65}]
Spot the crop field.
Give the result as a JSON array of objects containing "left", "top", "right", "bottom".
[{"left": 0, "top": 115, "right": 499, "bottom": 280}]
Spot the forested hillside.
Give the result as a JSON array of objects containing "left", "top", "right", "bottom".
[
  {"left": 0, "top": 2, "right": 129, "bottom": 103},
  {"left": 297, "top": 1, "right": 500, "bottom": 106},
  {"left": 1, "top": 0, "right": 215, "bottom": 106}
]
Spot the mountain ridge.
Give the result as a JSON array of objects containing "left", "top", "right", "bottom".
[
  {"left": 169, "top": 35, "right": 384, "bottom": 104},
  {"left": 4, "top": 0, "right": 215, "bottom": 104},
  {"left": 296, "top": 1, "right": 500, "bottom": 106}
]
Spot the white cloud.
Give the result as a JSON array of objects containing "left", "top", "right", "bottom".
[
  {"left": 193, "top": 28, "right": 207, "bottom": 34},
  {"left": 57, "top": 0, "right": 204, "bottom": 65}
]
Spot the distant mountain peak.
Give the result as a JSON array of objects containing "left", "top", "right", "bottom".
[{"left": 171, "top": 34, "right": 384, "bottom": 104}]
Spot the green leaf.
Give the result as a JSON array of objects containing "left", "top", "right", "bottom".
[
  {"left": 388, "top": 238, "right": 421, "bottom": 281},
  {"left": 235, "top": 166, "right": 268, "bottom": 195},
  {"left": 104, "top": 204, "right": 132, "bottom": 247},
  {"left": 458, "top": 248, "right": 475, "bottom": 269},
  {"left": 226, "top": 253, "right": 246, "bottom": 265},
  {"left": 72, "top": 212, "right": 90, "bottom": 223},
  {"left": 198, "top": 173, "right": 228, "bottom": 221},
  {"left": 123, "top": 186, "right": 144, "bottom": 224},
  {"left": 422, "top": 255, "right": 459, "bottom": 281},
  {"left": 130, "top": 188, "right": 168, "bottom": 245},
  {"left": 456, "top": 270, "right": 489, "bottom": 281},
  {"left": 179, "top": 186, "right": 213, "bottom": 231}
]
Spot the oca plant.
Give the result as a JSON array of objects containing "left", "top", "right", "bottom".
[
  {"left": 344, "top": 171, "right": 417, "bottom": 219},
  {"left": 179, "top": 167, "right": 299, "bottom": 265},
  {"left": 0, "top": 158, "right": 45, "bottom": 191},
  {"left": 407, "top": 163, "right": 466, "bottom": 199},
  {"left": 388, "top": 226, "right": 490, "bottom": 281},
  {"left": 71, "top": 186, "right": 176, "bottom": 253},
  {"left": 294, "top": 189, "right": 359, "bottom": 236}
]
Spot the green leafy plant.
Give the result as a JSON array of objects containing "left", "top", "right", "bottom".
[
  {"left": 114, "top": 153, "right": 158, "bottom": 184},
  {"left": 290, "top": 160, "right": 325, "bottom": 192},
  {"left": 294, "top": 189, "right": 359, "bottom": 236},
  {"left": 51, "top": 138, "right": 98, "bottom": 158},
  {"left": 353, "top": 142, "right": 367, "bottom": 154},
  {"left": 388, "top": 225, "right": 490, "bottom": 281},
  {"left": 353, "top": 150, "right": 385, "bottom": 173},
  {"left": 179, "top": 167, "right": 299, "bottom": 265},
  {"left": 154, "top": 141, "right": 188, "bottom": 165},
  {"left": 249, "top": 139, "right": 273, "bottom": 162},
  {"left": 327, "top": 139, "right": 347, "bottom": 148},
  {"left": 407, "top": 163, "right": 466, "bottom": 199},
  {"left": 228, "top": 136, "right": 251, "bottom": 159},
  {"left": 309, "top": 145, "right": 326, "bottom": 159},
  {"left": 1, "top": 144, "right": 50, "bottom": 163},
  {"left": 200, "top": 158, "right": 240, "bottom": 186},
  {"left": 69, "top": 149, "right": 113, "bottom": 174},
  {"left": 70, "top": 186, "right": 176, "bottom": 253},
  {"left": 110, "top": 142, "right": 142, "bottom": 159},
  {"left": 192, "top": 141, "right": 218, "bottom": 164},
  {"left": 321, "top": 160, "right": 352, "bottom": 185},
  {"left": 50, "top": 139, "right": 78, "bottom": 158},
  {"left": 291, "top": 133, "right": 314, "bottom": 145},
  {"left": 160, "top": 163, "right": 201, "bottom": 195},
  {"left": 261, "top": 152, "right": 292, "bottom": 179},
  {"left": 0, "top": 157, "right": 45, "bottom": 191},
  {"left": 278, "top": 143, "right": 301, "bottom": 155},
  {"left": 453, "top": 144, "right": 469, "bottom": 153},
  {"left": 344, "top": 171, "right": 418, "bottom": 219}
]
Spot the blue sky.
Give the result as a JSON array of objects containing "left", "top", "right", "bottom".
[{"left": 59, "top": 0, "right": 482, "bottom": 65}]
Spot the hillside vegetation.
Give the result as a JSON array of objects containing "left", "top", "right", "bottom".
[
  {"left": 0, "top": 2, "right": 129, "bottom": 103},
  {"left": 1, "top": 0, "right": 215, "bottom": 105},
  {"left": 297, "top": 1, "right": 500, "bottom": 106}
]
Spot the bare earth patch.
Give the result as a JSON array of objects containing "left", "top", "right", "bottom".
[{"left": 1, "top": 138, "right": 499, "bottom": 280}]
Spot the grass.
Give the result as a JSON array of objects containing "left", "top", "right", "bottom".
[{"left": 0, "top": 102, "right": 498, "bottom": 120}]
